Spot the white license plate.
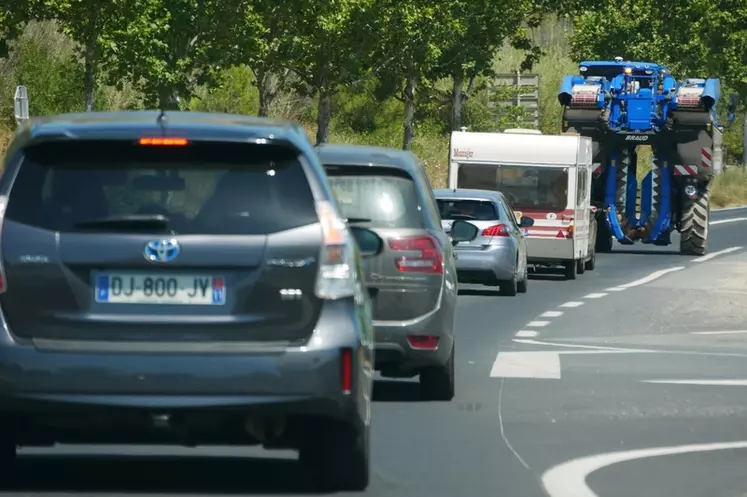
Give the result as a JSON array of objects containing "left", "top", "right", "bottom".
[{"left": 95, "top": 273, "right": 226, "bottom": 305}]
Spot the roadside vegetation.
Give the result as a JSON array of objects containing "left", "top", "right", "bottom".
[{"left": 0, "top": 1, "right": 745, "bottom": 205}]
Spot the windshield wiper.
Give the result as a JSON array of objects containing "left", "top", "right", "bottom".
[
  {"left": 345, "top": 217, "right": 372, "bottom": 224},
  {"left": 74, "top": 214, "right": 171, "bottom": 232}
]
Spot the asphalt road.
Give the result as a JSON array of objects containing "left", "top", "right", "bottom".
[{"left": 5, "top": 207, "right": 747, "bottom": 497}]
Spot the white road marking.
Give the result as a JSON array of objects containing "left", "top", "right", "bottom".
[
  {"left": 540, "top": 311, "right": 564, "bottom": 318},
  {"left": 526, "top": 320, "right": 550, "bottom": 327},
  {"left": 691, "top": 246, "right": 743, "bottom": 262},
  {"left": 490, "top": 351, "right": 561, "bottom": 379},
  {"left": 542, "top": 440, "right": 747, "bottom": 497},
  {"left": 559, "top": 301, "right": 584, "bottom": 308},
  {"left": 710, "top": 217, "right": 747, "bottom": 225},
  {"left": 583, "top": 292, "right": 607, "bottom": 299},
  {"left": 513, "top": 338, "right": 657, "bottom": 353},
  {"left": 643, "top": 379, "right": 747, "bottom": 386},
  {"left": 690, "top": 329, "right": 747, "bottom": 335},
  {"left": 605, "top": 286, "right": 625, "bottom": 291},
  {"left": 515, "top": 330, "right": 538, "bottom": 338},
  {"left": 617, "top": 266, "right": 684, "bottom": 289},
  {"left": 490, "top": 348, "right": 652, "bottom": 379},
  {"left": 513, "top": 338, "right": 747, "bottom": 358}
]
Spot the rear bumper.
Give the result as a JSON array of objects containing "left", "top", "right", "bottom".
[
  {"left": 372, "top": 299, "right": 455, "bottom": 373},
  {"left": 527, "top": 237, "right": 575, "bottom": 263},
  {"left": 454, "top": 242, "right": 516, "bottom": 281},
  {"left": 0, "top": 299, "right": 372, "bottom": 423}
]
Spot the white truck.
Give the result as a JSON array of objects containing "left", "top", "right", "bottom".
[{"left": 447, "top": 129, "right": 596, "bottom": 280}]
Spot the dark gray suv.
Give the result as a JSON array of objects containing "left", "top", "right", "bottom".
[
  {"left": 317, "top": 145, "right": 466, "bottom": 401},
  {"left": 0, "top": 111, "right": 380, "bottom": 491}
]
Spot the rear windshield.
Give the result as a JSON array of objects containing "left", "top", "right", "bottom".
[
  {"left": 326, "top": 172, "right": 423, "bottom": 229},
  {"left": 437, "top": 199, "right": 498, "bottom": 221},
  {"left": 5, "top": 140, "right": 318, "bottom": 235},
  {"left": 456, "top": 163, "right": 568, "bottom": 211}
]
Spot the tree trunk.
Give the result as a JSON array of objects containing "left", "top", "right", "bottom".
[
  {"left": 451, "top": 71, "right": 464, "bottom": 131},
  {"left": 158, "top": 86, "right": 180, "bottom": 110},
  {"left": 402, "top": 74, "right": 418, "bottom": 150},
  {"left": 316, "top": 91, "right": 332, "bottom": 145},
  {"left": 83, "top": 41, "right": 96, "bottom": 112},
  {"left": 256, "top": 67, "right": 271, "bottom": 117}
]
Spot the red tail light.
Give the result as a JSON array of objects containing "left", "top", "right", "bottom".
[
  {"left": 482, "top": 224, "right": 509, "bottom": 237},
  {"left": 341, "top": 348, "right": 352, "bottom": 394},
  {"left": 388, "top": 235, "right": 444, "bottom": 274}
]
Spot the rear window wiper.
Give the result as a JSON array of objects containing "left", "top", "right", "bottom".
[
  {"left": 345, "top": 217, "right": 372, "bottom": 224},
  {"left": 74, "top": 214, "right": 171, "bottom": 232}
]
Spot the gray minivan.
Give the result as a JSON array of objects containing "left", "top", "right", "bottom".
[{"left": 317, "top": 145, "right": 478, "bottom": 401}]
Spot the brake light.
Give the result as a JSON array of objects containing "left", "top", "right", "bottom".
[
  {"left": 314, "top": 201, "right": 358, "bottom": 299},
  {"left": 139, "top": 137, "right": 188, "bottom": 146},
  {"left": 0, "top": 196, "right": 8, "bottom": 294},
  {"left": 388, "top": 235, "right": 444, "bottom": 274},
  {"left": 482, "top": 224, "right": 509, "bottom": 237},
  {"left": 341, "top": 348, "right": 353, "bottom": 394}
]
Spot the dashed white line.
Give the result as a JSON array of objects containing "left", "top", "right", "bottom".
[
  {"left": 710, "top": 217, "right": 747, "bottom": 225},
  {"left": 540, "top": 311, "right": 564, "bottom": 318},
  {"left": 690, "top": 330, "right": 747, "bottom": 335},
  {"left": 605, "top": 287, "right": 625, "bottom": 292},
  {"left": 526, "top": 320, "right": 550, "bottom": 327},
  {"left": 515, "top": 330, "right": 538, "bottom": 338},
  {"left": 583, "top": 292, "right": 607, "bottom": 299},
  {"left": 559, "top": 301, "right": 584, "bottom": 308},
  {"left": 691, "top": 246, "right": 743, "bottom": 262},
  {"left": 617, "top": 266, "right": 685, "bottom": 288},
  {"left": 642, "top": 379, "right": 747, "bottom": 386}
]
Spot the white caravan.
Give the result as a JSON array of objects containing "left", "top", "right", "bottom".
[{"left": 447, "top": 129, "right": 596, "bottom": 280}]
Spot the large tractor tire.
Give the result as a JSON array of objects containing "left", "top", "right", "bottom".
[
  {"left": 679, "top": 188, "right": 709, "bottom": 256},
  {"left": 595, "top": 216, "right": 613, "bottom": 253}
]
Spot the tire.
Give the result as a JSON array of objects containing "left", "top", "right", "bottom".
[
  {"left": 576, "top": 258, "right": 586, "bottom": 274},
  {"left": 584, "top": 249, "right": 596, "bottom": 271},
  {"left": 499, "top": 259, "right": 519, "bottom": 296},
  {"left": 420, "top": 344, "right": 455, "bottom": 401},
  {"left": 679, "top": 187, "right": 709, "bottom": 256},
  {"left": 564, "top": 260, "right": 577, "bottom": 280},
  {"left": 300, "top": 421, "right": 370, "bottom": 492},
  {"left": 517, "top": 265, "right": 528, "bottom": 293}
]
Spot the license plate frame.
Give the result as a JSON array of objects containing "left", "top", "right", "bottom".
[{"left": 94, "top": 272, "right": 226, "bottom": 305}]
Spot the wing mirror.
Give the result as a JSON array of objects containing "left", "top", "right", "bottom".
[
  {"left": 519, "top": 216, "right": 535, "bottom": 228},
  {"left": 450, "top": 220, "right": 479, "bottom": 245},
  {"left": 349, "top": 226, "right": 384, "bottom": 258}
]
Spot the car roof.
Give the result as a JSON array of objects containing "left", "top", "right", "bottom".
[
  {"left": 433, "top": 188, "right": 503, "bottom": 201},
  {"left": 10, "top": 111, "right": 312, "bottom": 151},
  {"left": 316, "top": 144, "right": 419, "bottom": 173}
]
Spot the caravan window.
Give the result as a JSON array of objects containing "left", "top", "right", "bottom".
[
  {"left": 456, "top": 163, "right": 568, "bottom": 211},
  {"left": 576, "top": 166, "right": 588, "bottom": 205}
]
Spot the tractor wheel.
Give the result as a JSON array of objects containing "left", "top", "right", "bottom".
[{"left": 679, "top": 187, "right": 709, "bottom": 256}]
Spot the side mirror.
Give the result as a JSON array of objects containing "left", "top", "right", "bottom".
[
  {"left": 349, "top": 227, "right": 384, "bottom": 258},
  {"left": 727, "top": 94, "right": 739, "bottom": 122},
  {"left": 450, "top": 220, "right": 479, "bottom": 244},
  {"left": 519, "top": 216, "right": 534, "bottom": 228}
]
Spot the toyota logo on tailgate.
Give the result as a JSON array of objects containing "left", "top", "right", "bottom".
[{"left": 144, "top": 239, "right": 180, "bottom": 262}]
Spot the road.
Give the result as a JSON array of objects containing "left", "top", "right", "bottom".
[{"left": 5, "top": 207, "right": 747, "bottom": 497}]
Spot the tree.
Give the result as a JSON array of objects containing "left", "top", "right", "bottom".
[
  {"left": 0, "top": 0, "right": 32, "bottom": 58},
  {"left": 226, "top": 0, "right": 292, "bottom": 117},
  {"left": 105, "top": 0, "right": 258, "bottom": 109},
  {"left": 368, "top": 0, "right": 463, "bottom": 149},
  {"left": 281, "top": 0, "right": 374, "bottom": 144},
  {"left": 36, "top": 0, "right": 150, "bottom": 111},
  {"left": 428, "top": 0, "right": 540, "bottom": 131},
  {"left": 568, "top": 0, "right": 746, "bottom": 96}
]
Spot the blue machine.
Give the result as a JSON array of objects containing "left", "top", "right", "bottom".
[{"left": 558, "top": 57, "right": 738, "bottom": 255}]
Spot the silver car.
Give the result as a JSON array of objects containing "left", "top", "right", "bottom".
[{"left": 434, "top": 188, "right": 534, "bottom": 296}]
